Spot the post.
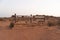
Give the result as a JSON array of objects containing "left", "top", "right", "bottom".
[
  {"left": 30, "top": 14, "right": 32, "bottom": 23},
  {"left": 14, "top": 13, "right": 16, "bottom": 23},
  {"left": 12, "top": 13, "right": 16, "bottom": 23}
]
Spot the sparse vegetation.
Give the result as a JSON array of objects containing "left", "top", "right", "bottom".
[
  {"left": 9, "top": 22, "right": 14, "bottom": 29},
  {"left": 56, "top": 20, "right": 60, "bottom": 29},
  {"left": 57, "top": 20, "right": 60, "bottom": 26},
  {"left": 47, "top": 21, "right": 55, "bottom": 27},
  {"left": 0, "top": 18, "right": 4, "bottom": 21}
]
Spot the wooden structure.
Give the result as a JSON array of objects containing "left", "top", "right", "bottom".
[
  {"left": 32, "top": 15, "right": 45, "bottom": 25},
  {"left": 11, "top": 14, "right": 45, "bottom": 25}
]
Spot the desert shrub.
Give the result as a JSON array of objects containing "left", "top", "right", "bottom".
[
  {"left": 21, "top": 16, "right": 24, "bottom": 18},
  {"left": 9, "top": 19, "right": 12, "bottom": 21},
  {"left": 9, "top": 22, "right": 14, "bottom": 29},
  {"left": 56, "top": 20, "right": 60, "bottom": 29},
  {"left": 0, "top": 18, "right": 4, "bottom": 21},
  {"left": 57, "top": 20, "right": 60, "bottom": 26},
  {"left": 47, "top": 21, "right": 55, "bottom": 27}
]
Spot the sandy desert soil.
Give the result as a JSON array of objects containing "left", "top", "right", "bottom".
[
  {"left": 0, "top": 21, "right": 60, "bottom": 40},
  {"left": 0, "top": 16, "right": 60, "bottom": 40}
]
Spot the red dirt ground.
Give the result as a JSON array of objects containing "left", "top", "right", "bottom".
[
  {"left": 0, "top": 17, "right": 60, "bottom": 40},
  {"left": 0, "top": 24, "right": 60, "bottom": 40}
]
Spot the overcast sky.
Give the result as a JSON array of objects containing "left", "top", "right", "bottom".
[{"left": 0, "top": 0, "right": 60, "bottom": 17}]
